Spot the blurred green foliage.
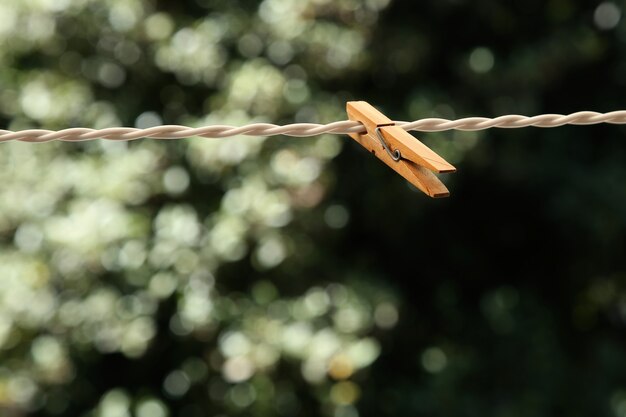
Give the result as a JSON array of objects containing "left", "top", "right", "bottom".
[{"left": 1, "top": 0, "right": 626, "bottom": 416}]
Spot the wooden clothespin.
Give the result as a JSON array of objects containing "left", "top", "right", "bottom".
[{"left": 346, "top": 101, "right": 456, "bottom": 198}]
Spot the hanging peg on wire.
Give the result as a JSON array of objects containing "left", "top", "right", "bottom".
[{"left": 346, "top": 101, "right": 456, "bottom": 198}]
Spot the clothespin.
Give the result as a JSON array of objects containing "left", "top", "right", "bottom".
[{"left": 346, "top": 101, "right": 456, "bottom": 198}]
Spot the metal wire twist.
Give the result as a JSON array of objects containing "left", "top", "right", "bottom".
[{"left": 1, "top": 111, "right": 625, "bottom": 143}]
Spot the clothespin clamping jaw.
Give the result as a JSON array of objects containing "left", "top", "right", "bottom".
[{"left": 346, "top": 101, "right": 456, "bottom": 198}]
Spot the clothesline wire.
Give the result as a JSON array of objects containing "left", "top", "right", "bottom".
[{"left": 1, "top": 110, "right": 625, "bottom": 143}]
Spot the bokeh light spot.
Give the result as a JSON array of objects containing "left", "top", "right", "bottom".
[
  {"left": 421, "top": 347, "right": 447, "bottom": 373},
  {"left": 163, "top": 166, "right": 190, "bottom": 195},
  {"left": 469, "top": 47, "right": 494, "bottom": 74},
  {"left": 136, "top": 398, "right": 169, "bottom": 417},
  {"left": 374, "top": 302, "right": 398, "bottom": 329},
  {"left": 324, "top": 205, "right": 349, "bottom": 229},
  {"left": 330, "top": 381, "right": 360, "bottom": 405},
  {"left": 223, "top": 356, "right": 255, "bottom": 383},
  {"left": 135, "top": 111, "right": 163, "bottom": 129},
  {"left": 328, "top": 354, "right": 354, "bottom": 380},
  {"left": 98, "top": 62, "right": 126, "bottom": 88},
  {"left": 594, "top": 2, "right": 621, "bottom": 30},
  {"left": 163, "top": 370, "right": 191, "bottom": 398},
  {"left": 145, "top": 13, "right": 175, "bottom": 41}
]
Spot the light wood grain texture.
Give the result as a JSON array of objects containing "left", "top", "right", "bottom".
[
  {"left": 344, "top": 100, "right": 395, "bottom": 131},
  {"left": 346, "top": 101, "right": 456, "bottom": 198}
]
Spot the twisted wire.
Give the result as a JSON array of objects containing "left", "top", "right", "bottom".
[{"left": 1, "top": 111, "right": 625, "bottom": 143}]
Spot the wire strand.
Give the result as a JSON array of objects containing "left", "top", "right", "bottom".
[{"left": 1, "top": 111, "right": 625, "bottom": 143}]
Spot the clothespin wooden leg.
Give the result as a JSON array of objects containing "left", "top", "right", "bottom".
[{"left": 346, "top": 101, "right": 456, "bottom": 198}]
